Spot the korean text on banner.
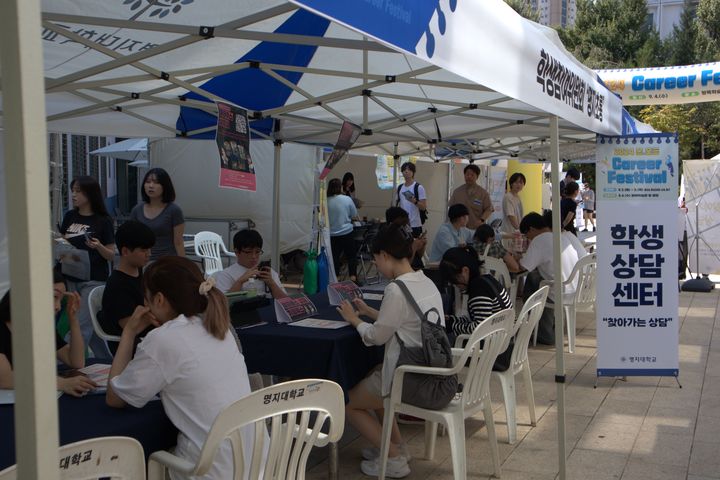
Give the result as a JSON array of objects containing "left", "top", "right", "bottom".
[
  {"left": 216, "top": 101, "right": 257, "bottom": 192},
  {"left": 290, "top": 0, "right": 622, "bottom": 135},
  {"left": 595, "top": 134, "right": 679, "bottom": 377}
]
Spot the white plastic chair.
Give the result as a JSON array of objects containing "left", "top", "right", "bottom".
[
  {"left": 0, "top": 436, "right": 146, "bottom": 479},
  {"left": 492, "top": 285, "right": 549, "bottom": 444},
  {"left": 481, "top": 256, "right": 517, "bottom": 308},
  {"left": 148, "top": 378, "right": 345, "bottom": 480},
  {"left": 378, "top": 308, "right": 515, "bottom": 480},
  {"left": 88, "top": 285, "right": 121, "bottom": 344},
  {"left": 533, "top": 253, "right": 597, "bottom": 352},
  {"left": 193, "top": 231, "right": 234, "bottom": 277}
]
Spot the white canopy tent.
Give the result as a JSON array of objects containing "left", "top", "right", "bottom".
[
  {"left": 89, "top": 137, "right": 148, "bottom": 162},
  {"left": 0, "top": 1, "right": 628, "bottom": 478}
]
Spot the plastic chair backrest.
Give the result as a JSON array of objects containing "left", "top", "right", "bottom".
[
  {"left": 192, "top": 379, "right": 344, "bottom": 479},
  {"left": 572, "top": 254, "right": 597, "bottom": 309},
  {"left": 194, "top": 231, "right": 228, "bottom": 276},
  {"left": 481, "top": 256, "right": 512, "bottom": 291},
  {"left": 510, "top": 286, "right": 550, "bottom": 370},
  {"left": 0, "top": 436, "right": 146, "bottom": 479},
  {"left": 87, "top": 285, "right": 120, "bottom": 343},
  {"left": 458, "top": 308, "right": 514, "bottom": 410}
]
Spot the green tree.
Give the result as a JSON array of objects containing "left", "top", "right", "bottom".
[
  {"left": 696, "top": 0, "right": 720, "bottom": 61},
  {"left": 559, "top": 0, "right": 661, "bottom": 68},
  {"left": 640, "top": 103, "right": 720, "bottom": 159},
  {"left": 504, "top": 0, "right": 540, "bottom": 22},
  {"left": 667, "top": 0, "right": 699, "bottom": 65}
]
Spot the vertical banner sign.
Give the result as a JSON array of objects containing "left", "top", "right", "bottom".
[
  {"left": 596, "top": 134, "right": 679, "bottom": 377},
  {"left": 216, "top": 101, "right": 256, "bottom": 192},
  {"left": 318, "top": 121, "right": 362, "bottom": 180}
]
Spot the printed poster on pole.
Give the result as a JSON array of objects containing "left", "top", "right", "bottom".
[
  {"left": 595, "top": 133, "right": 679, "bottom": 378},
  {"left": 216, "top": 101, "right": 256, "bottom": 192}
]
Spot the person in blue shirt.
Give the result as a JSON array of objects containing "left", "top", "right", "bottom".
[
  {"left": 428, "top": 203, "right": 475, "bottom": 262},
  {"left": 327, "top": 178, "right": 359, "bottom": 282}
]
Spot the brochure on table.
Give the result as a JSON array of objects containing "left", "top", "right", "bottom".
[
  {"left": 327, "top": 281, "right": 363, "bottom": 306},
  {"left": 274, "top": 294, "right": 318, "bottom": 324}
]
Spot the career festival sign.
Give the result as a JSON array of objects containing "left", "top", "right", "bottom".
[
  {"left": 598, "top": 62, "right": 720, "bottom": 105},
  {"left": 595, "top": 134, "right": 679, "bottom": 378},
  {"left": 216, "top": 101, "right": 256, "bottom": 192}
]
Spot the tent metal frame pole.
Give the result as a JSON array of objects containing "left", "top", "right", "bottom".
[
  {"left": 391, "top": 142, "right": 399, "bottom": 207},
  {"left": 550, "top": 115, "right": 567, "bottom": 480},
  {"left": 272, "top": 140, "right": 283, "bottom": 273},
  {"left": 362, "top": 39, "right": 369, "bottom": 132},
  {"left": 0, "top": 0, "right": 59, "bottom": 478},
  {"left": 42, "top": 3, "right": 298, "bottom": 90}
]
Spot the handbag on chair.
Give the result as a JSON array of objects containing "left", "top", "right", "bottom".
[{"left": 392, "top": 280, "right": 459, "bottom": 410}]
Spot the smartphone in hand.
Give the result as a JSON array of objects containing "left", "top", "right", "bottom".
[{"left": 402, "top": 190, "right": 414, "bottom": 201}]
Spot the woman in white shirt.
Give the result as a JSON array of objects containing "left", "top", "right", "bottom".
[
  {"left": 337, "top": 224, "right": 445, "bottom": 478},
  {"left": 327, "top": 178, "right": 359, "bottom": 282},
  {"left": 501, "top": 172, "right": 525, "bottom": 241},
  {"left": 106, "top": 256, "right": 263, "bottom": 480}
]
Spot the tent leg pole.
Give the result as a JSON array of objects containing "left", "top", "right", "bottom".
[
  {"left": 271, "top": 140, "right": 282, "bottom": 273},
  {"left": 550, "top": 116, "right": 567, "bottom": 480},
  {"left": 391, "top": 142, "right": 398, "bottom": 207},
  {"left": 0, "top": 0, "right": 60, "bottom": 478}
]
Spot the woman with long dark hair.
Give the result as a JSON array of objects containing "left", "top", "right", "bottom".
[
  {"left": 336, "top": 224, "right": 445, "bottom": 477},
  {"left": 130, "top": 168, "right": 185, "bottom": 260},
  {"left": 107, "top": 256, "right": 264, "bottom": 479},
  {"left": 439, "top": 246, "right": 513, "bottom": 369},
  {"left": 59, "top": 175, "right": 116, "bottom": 359}
]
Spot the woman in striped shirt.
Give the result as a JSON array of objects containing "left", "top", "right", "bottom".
[{"left": 439, "top": 246, "right": 514, "bottom": 370}]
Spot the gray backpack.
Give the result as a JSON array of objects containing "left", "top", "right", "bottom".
[{"left": 393, "top": 280, "right": 459, "bottom": 410}]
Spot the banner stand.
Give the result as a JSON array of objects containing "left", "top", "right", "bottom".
[{"left": 595, "top": 133, "right": 681, "bottom": 386}]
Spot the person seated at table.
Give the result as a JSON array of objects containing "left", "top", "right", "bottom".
[
  {"left": 0, "top": 269, "right": 97, "bottom": 396},
  {"left": 473, "top": 224, "right": 521, "bottom": 272},
  {"left": 428, "top": 203, "right": 475, "bottom": 263},
  {"left": 439, "top": 246, "right": 514, "bottom": 370},
  {"left": 100, "top": 220, "right": 156, "bottom": 338},
  {"left": 386, "top": 206, "right": 426, "bottom": 270},
  {"left": 519, "top": 212, "right": 580, "bottom": 345},
  {"left": 107, "top": 256, "right": 266, "bottom": 479},
  {"left": 212, "top": 229, "right": 287, "bottom": 299},
  {"left": 542, "top": 210, "right": 588, "bottom": 261},
  {"left": 560, "top": 181, "right": 580, "bottom": 236},
  {"left": 336, "top": 223, "right": 445, "bottom": 478}
]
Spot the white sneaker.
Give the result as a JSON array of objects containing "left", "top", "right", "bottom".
[
  {"left": 360, "top": 455, "right": 411, "bottom": 478},
  {"left": 361, "top": 443, "right": 411, "bottom": 461}
]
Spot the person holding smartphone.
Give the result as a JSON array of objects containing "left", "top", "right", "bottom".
[{"left": 212, "top": 229, "right": 287, "bottom": 299}]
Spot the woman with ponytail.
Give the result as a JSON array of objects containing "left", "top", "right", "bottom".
[{"left": 106, "top": 256, "right": 264, "bottom": 479}]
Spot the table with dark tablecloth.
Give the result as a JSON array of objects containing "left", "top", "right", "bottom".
[
  {"left": 0, "top": 393, "right": 177, "bottom": 470},
  {"left": 235, "top": 292, "right": 384, "bottom": 401}
]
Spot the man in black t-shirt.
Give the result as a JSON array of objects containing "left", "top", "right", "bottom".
[{"left": 100, "top": 221, "right": 155, "bottom": 339}]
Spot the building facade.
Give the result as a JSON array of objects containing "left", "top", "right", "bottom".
[
  {"left": 532, "top": 0, "right": 577, "bottom": 28},
  {"left": 646, "top": 0, "right": 698, "bottom": 39}
]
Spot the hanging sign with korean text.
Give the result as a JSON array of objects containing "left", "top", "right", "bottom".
[{"left": 595, "top": 134, "right": 679, "bottom": 377}]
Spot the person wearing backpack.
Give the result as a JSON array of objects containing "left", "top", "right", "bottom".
[
  {"left": 396, "top": 162, "right": 428, "bottom": 238},
  {"left": 336, "top": 223, "right": 449, "bottom": 478}
]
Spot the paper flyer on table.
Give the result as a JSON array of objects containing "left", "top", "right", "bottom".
[
  {"left": 79, "top": 364, "right": 111, "bottom": 393},
  {"left": 288, "top": 318, "right": 350, "bottom": 329},
  {"left": 274, "top": 294, "right": 318, "bottom": 324},
  {"left": 327, "top": 281, "right": 363, "bottom": 306}
]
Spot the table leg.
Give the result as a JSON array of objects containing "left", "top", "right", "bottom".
[{"left": 328, "top": 441, "right": 339, "bottom": 480}]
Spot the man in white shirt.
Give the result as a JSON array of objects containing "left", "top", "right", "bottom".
[
  {"left": 212, "top": 229, "right": 287, "bottom": 299},
  {"left": 519, "top": 212, "right": 580, "bottom": 345},
  {"left": 396, "top": 162, "right": 428, "bottom": 237}
]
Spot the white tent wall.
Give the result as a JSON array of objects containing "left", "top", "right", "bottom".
[
  {"left": 336, "top": 153, "right": 448, "bottom": 246},
  {"left": 150, "top": 138, "right": 320, "bottom": 256}
]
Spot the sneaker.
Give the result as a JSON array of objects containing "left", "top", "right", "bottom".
[
  {"left": 360, "top": 455, "right": 411, "bottom": 478},
  {"left": 361, "top": 444, "right": 411, "bottom": 462},
  {"left": 397, "top": 414, "right": 424, "bottom": 425}
]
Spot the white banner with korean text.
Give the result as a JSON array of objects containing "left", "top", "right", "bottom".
[{"left": 596, "top": 134, "right": 679, "bottom": 377}]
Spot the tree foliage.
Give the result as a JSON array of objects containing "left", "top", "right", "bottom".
[
  {"left": 558, "top": 0, "right": 661, "bottom": 68},
  {"left": 557, "top": 0, "right": 720, "bottom": 159},
  {"left": 504, "top": 0, "right": 540, "bottom": 22}
]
